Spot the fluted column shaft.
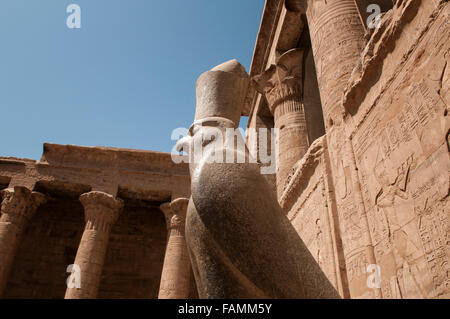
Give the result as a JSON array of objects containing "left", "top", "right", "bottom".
[
  {"left": 65, "top": 191, "right": 123, "bottom": 299},
  {"left": 0, "top": 186, "right": 46, "bottom": 297},
  {"left": 158, "top": 198, "right": 190, "bottom": 299},
  {"left": 255, "top": 49, "right": 309, "bottom": 199}
]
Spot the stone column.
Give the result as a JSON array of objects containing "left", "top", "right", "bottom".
[
  {"left": 300, "top": 0, "right": 380, "bottom": 298},
  {"left": 65, "top": 191, "right": 123, "bottom": 299},
  {"left": 255, "top": 48, "right": 309, "bottom": 199},
  {"left": 0, "top": 186, "right": 46, "bottom": 297},
  {"left": 302, "top": 0, "right": 365, "bottom": 129},
  {"left": 158, "top": 198, "right": 191, "bottom": 299}
]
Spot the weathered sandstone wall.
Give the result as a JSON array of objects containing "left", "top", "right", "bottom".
[{"left": 248, "top": 0, "right": 449, "bottom": 299}]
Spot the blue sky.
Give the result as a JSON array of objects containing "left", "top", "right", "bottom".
[{"left": 0, "top": 0, "right": 264, "bottom": 160}]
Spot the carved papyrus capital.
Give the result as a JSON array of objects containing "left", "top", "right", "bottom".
[
  {"left": 79, "top": 191, "right": 123, "bottom": 232},
  {"left": 253, "top": 48, "right": 304, "bottom": 115},
  {"left": 160, "top": 198, "right": 189, "bottom": 234},
  {"left": 0, "top": 186, "right": 47, "bottom": 228}
]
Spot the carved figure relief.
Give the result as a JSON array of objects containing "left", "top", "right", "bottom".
[{"left": 373, "top": 152, "right": 427, "bottom": 298}]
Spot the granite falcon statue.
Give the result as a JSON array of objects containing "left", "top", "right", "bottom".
[{"left": 176, "top": 59, "right": 340, "bottom": 299}]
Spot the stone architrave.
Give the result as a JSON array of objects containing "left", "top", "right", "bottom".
[
  {"left": 0, "top": 186, "right": 46, "bottom": 297},
  {"left": 254, "top": 48, "right": 310, "bottom": 199},
  {"left": 65, "top": 191, "right": 123, "bottom": 299},
  {"left": 158, "top": 198, "right": 191, "bottom": 299}
]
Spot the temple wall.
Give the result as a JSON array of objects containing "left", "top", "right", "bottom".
[
  {"left": 4, "top": 198, "right": 84, "bottom": 298},
  {"left": 302, "top": 41, "right": 325, "bottom": 144},
  {"left": 2, "top": 195, "right": 169, "bottom": 299},
  {"left": 280, "top": 136, "right": 347, "bottom": 297},
  {"left": 97, "top": 204, "right": 167, "bottom": 299},
  {"left": 248, "top": 0, "right": 449, "bottom": 299},
  {"left": 0, "top": 145, "right": 192, "bottom": 299},
  {"left": 0, "top": 0, "right": 448, "bottom": 300},
  {"left": 341, "top": 0, "right": 449, "bottom": 299}
]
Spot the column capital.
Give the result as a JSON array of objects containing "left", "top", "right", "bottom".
[
  {"left": 158, "top": 197, "right": 191, "bottom": 299},
  {"left": 79, "top": 191, "right": 123, "bottom": 230},
  {"left": 253, "top": 48, "right": 304, "bottom": 115},
  {"left": 160, "top": 198, "right": 189, "bottom": 231},
  {"left": 0, "top": 186, "right": 47, "bottom": 227},
  {"left": 0, "top": 186, "right": 46, "bottom": 297}
]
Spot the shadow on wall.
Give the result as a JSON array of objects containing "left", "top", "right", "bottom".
[
  {"left": 97, "top": 200, "right": 168, "bottom": 299},
  {"left": 4, "top": 198, "right": 85, "bottom": 299}
]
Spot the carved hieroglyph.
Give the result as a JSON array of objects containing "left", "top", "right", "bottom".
[
  {"left": 353, "top": 38, "right": 449, "bottom": 299},
  {"left": 303, "top": 0, "right": 366, "bottom": 129},
  {"left": 288, "top": 172, "right": 340, "bottom": 291},
  {"left": 254, "top": 48, "right": 310, "bottom": 199},
  {"left": 279, "top": 136, "right": 350, "bottom": 298},
  {"left": 301, "top": 0, "right": 378, "bottom": 299},
  {"left": 345, "top": 0, "right": 450, "bottom": 299}
]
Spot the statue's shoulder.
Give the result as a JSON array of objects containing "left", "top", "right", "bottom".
[{"left": 191, "top": 148, "right": 278, "bottom": 213}]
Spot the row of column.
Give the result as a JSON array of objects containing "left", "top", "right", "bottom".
[
  {"left": 255, "top": 48, "right": 309, "bottom": 199},
  {"left": 256, "top": 0, "right": 373, "bottom": 298},
  {"left": 0, "top": 186, "right": 191, "bottom": 299},
  {"left": 254, "top": 0, "right": 367, "bottom": 199},
  {"left": 0, "top": 187, "right": 46, "bottom": 296}
]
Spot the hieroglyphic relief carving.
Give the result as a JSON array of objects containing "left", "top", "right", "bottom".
[
  {"left": 329, "top": 129, "right": 367, "bottom": 260},
  {"left": 283, "top": 135, "right": 348, "bottom": 296},
  {"left": 415, "top": 198, "right": 449, "bottom": 297},
  {"left": 352, "top": 61, "right": 450, "bottom": 298},
  {"left": 360, "top": 128, "right": 433, "bottom": 298},
  {"left": 247, "top": 0, "right": 449, "bottom": 300},
  {"left": 299, "top": 0, "right": 376, "bottom": 298},
  {"left": 338, "top": 49, "right": 449, "bottom": 297},
  {"left": 373, "top": 154, "right": 428, "bottom": 298},
  {"left": 361, "top": 134, "right": 449, "bottom": 299},
  {"left": 289, "top": 178, "right": 339, "bottom": 290},
  {"left": 304, "top": 0, "right": 365, "bottom": 127}
]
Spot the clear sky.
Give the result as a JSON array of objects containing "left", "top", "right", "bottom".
[{"left": 0, "top": 0, "right": 264, "bottom": 160}]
